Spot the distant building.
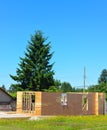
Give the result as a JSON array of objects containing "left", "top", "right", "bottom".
[{"left": 0, "top": 88, "right": 16, "bottom": 111}]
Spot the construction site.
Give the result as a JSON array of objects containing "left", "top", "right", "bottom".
[{"left": 16, "top": 91, "right": 105, "bottom": 116}]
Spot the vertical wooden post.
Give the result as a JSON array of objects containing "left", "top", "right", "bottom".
[
  {"left": 35, "top": 92, "right": 42, "bottom": 115},
  {"left": 17, "top": 92, "right": 23, "bottom": 113},
  {"left": 94, "top": 92, "right": 99, "bottom": 115}
]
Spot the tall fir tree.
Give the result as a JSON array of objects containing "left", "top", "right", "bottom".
[{"left": 10, "top": 30, "right": 54, "bottom": 91}]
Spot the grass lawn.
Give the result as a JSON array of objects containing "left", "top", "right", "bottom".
[{"left": 0, "top": 115, "right": 107, "bottom": 130}]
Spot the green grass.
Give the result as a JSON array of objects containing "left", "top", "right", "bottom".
[{"left": 0, "top": 115, "right": 107, "bottom": 130}]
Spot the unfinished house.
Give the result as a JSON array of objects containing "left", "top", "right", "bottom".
[
  {"left": 0, "top": 88, "right": 16, "bottom": 111},
  {"left": 17, "top": 92, "right": 105, "bottom": 115}
]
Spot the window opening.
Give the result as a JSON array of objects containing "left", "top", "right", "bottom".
[
  {"left": 82, "top": 95, "right": 88, "bottom": 111},
  {"left": 61, "top": 93, "right": 67, "bottom": 106}
]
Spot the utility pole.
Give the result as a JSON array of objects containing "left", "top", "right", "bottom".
[{"left": 83, "top": 66, "right": 86, "bottom": 93}]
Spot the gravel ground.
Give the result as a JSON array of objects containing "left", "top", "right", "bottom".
[
  {"left": 0, "top": 112, "right": 30, "bottom": 118},
  {"left": 0, "top": 112, "right": 53, "bottom": 120}
]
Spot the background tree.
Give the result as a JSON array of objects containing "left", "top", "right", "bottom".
[
  {"left": 43, "top": 79, "right": 61, "bottom": 92},
  {"left": 87, "top": 68, "right": 107, "bottom": 93},
  {"left": 61, "top": 82, "right": 72, "bottom": 92},
  {"left": 98, "top": 69, "right": 107, "bottom": 84},
  {"left": 54, "top": 79, "right": 61, "bottom": 89},
  {"left": 1, "top": 85, "right": 6, "bottom": 91},
  {"left": 74, "top": 87, "right": 84, "bottom": 92},
  {"left": 44, "top": 86, "right": 61, "bottom": 92},
  {"left": 10, "top": 30, "right": 54, "bottom": 91},
  {"left": 87, "top": 84, "right": 99, "bottom": 92}
]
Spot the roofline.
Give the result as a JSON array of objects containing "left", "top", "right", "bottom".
[{"left": 0, "top": 88, "right": 14, "bottom": 100}]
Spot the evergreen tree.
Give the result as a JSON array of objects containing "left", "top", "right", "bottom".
[
  {"left": 10, "top": 30, "right": 54, "bottom": 91},
  {"left": 98, "top": 69, "right": 107, "bottom": 84}
]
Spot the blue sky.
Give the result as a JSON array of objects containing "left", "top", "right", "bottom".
[{"left": 0, "top": 0, "right": 107, "bottom": 89}]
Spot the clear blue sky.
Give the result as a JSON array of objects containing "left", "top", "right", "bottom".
[{"left": 0, "top": 0, "right": 107, "bottom": 89}]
